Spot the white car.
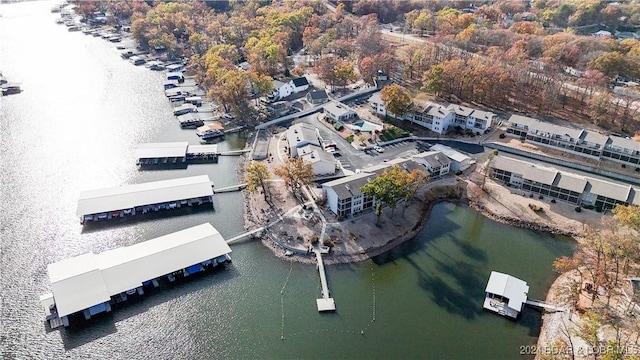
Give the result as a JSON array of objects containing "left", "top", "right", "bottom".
[{"left": 373, "top": 145, "right": 384, "bottom": 153}]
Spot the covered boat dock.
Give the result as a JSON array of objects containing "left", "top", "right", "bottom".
[
  {"left": 135, "top": 142, "right": 218, "bottom": 167},
  {"left": 40, "top": 223, "right": 232, "bottom": 328},
  {"left": 483, "top": 271, "right": 529, "bottom": 319},
  {"left": 77, "top": 175, "right": 214, "bottom": 224}
]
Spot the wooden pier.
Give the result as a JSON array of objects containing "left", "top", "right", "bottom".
[{"left": 313, "top": 248, "right": 336, "bottom": 312}]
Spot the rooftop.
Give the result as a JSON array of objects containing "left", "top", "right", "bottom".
[
  {"left": 134, "top": 142, "right": 189, "bottom": 160},
  {"left": 46, "top": 223, "right": 231, "bottom": 317},
  {"left": 76, "top": 175, "right": 213, "bottom": 216},
  {"left": 485, "top": 271, "right": 529, "bottom": 312}
]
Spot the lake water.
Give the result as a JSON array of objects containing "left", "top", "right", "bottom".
[{"left": 0, "top": 2, "right": 575, "bottom": 359}]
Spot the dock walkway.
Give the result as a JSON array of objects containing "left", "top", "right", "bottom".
[
  {"left": 313, "top": 248, "right": 336, "bottom": 312},
  {"left": 525, "top": 299, "right": 568, "bottom": 312}
]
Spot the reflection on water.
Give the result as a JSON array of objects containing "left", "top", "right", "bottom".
[{"left": 1, "top": 2, "right": 574, "bottom": 359}]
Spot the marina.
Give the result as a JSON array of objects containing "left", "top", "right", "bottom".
[
  {"left": 0, "top": 3, "right": 578, "bottom": 358},
  {"left": 76, "top": 175, "right": 215, "bottom": 224},
  {"left": 135, "top": 142, "right": 219, "bottom": 167},
  {"left": 40, "top": 223, "right": 232, "bottom": 328}
]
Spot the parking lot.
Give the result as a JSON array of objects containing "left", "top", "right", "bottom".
[{"left": 294, "top": 113, "right": 489, "bottom": 176}]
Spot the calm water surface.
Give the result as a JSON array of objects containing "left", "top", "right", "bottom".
[{"left": 0, "top": 2, "right": 575, "bottom": 359}]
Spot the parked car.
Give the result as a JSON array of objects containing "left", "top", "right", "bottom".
[{"left": 373, "top": 145, "right": 384, "bottom": 153}]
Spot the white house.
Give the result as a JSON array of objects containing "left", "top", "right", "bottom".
[
  {"left": 406, "top": 102, "right": 453, "bottom": 134},
  {"left": 368, "top": 92, "right": 386, "bottom": 116},
  {"left": 269, "top": 80, "right": 294, "bottom": 101},
  {"left": 324, "top": 101, "right": 357, "bottom": 122},
  {"left": 290, "top": 77, "right": 310, "bottom": 93},
  {"left": 299, "top": 145, "right": 337, "bottom": 176},
  {"left": 412, "top": 151, "right": 451, "bottom": 177},
  {"left": 286, "top": 123, "right": 321, "bottom": 157},
  {"left": 429, "top": 144, "right": 472, "bottom": 171}
]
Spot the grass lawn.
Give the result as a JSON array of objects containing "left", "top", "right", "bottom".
[{"left": 379, "top": 126, "right": 409, "bottom": 142}]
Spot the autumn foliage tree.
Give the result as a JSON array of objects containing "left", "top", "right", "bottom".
[
  {"left": 244, "top": 162, "right": 271, "bottom": 201},
  {"left": 274, "top": 157, "right": 314, "bottom": 192},
  {"left": 381, "top": 84, "right": 413, "bottom": 119}
]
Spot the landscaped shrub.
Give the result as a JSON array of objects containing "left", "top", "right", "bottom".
[
  {"left": 499, "top": 133, "right": 506, "bottom": 139},
  {"left": 346, "top": 134, "right": 354, "bottom": 143},
  {"left": 539, "top": 195, "right": 544, "bottom": 199},
  {"left": 334, "top": 122, "right": 344, "bottom": 131},
  {"left": 551, "top": 199, "right": 556, "bottom": 203},
  {"left": 529, "top": 193, "right": 534, "bottom": 198},
  {"left": 309, "top": 235, "right": 319, "bottom": 244},
  {"left": 575, "top": 207, "right": 582, "bottom": 212}
]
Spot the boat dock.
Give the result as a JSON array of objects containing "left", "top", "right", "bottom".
[
  {"left": 77, "top": 175, "right": 214, "bottom": 224},
  {"left": 135, "top": 142, "right": 218, "bottom": 167},
  {"left": 40, "top": 223, "right": 232, "bottom": 329},
  {"left": 483, "top": 271, "right": 567, "bottom": 320},
  {"left": 313, "top": 248, "right": 336, "bottom": 312}
]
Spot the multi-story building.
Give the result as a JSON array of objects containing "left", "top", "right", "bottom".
[
  {"left": 490, "top": 155, "right": 640, "bottom": 211},
  {"left": 369, "top": 95, "right": 495, "bottom": 135},
  {"left": 322, "top": 157, "right": 432, "bottom": 218},
  {"left": 505, "top": 115, "right": 640, "bottom": 167}
]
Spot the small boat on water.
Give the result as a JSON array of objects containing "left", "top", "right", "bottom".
[{"left": 201, "top": 129, "right": 225, "bottom": 140}]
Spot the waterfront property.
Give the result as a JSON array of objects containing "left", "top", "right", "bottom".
[
  {"left": 134, "top": 142, "right": 218, "bottom": 167},
  {"left": 286, "top": 123, "right": 322, "bottom": 157},
  {"left": 76, "top": 175, "right": 214, "bottom": 224},
  {"left": 490, "top": 155, "right": 640, "bottom": 211},
  {"left": 483, "top": 271, "right": 529, "bottom": 320},
  {"left": 505, "top": 114, "right": 640, "bottom": 167},
  {"left": 429, "top": 144, "right": 473, "bottom": 171},
  {"left": 412, "top": 151, "right": 451, "bottom": 177},
  {"left": 299, "top": 145, "right": 338, "bottom": 176},
  {"left": 39, "top": 223, "right": 232, "bottom": 328},
  {"left": 322, "top": 158, "right": 427, "bottom": 218}
]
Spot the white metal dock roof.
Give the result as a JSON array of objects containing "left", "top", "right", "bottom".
[
  {"left": 76, "top": 175, "right": 213, "bottom": 216},
  {"left": 134, "top": 142, "right": 189, "bottom": 159},
  {"left": 485, "top": 271, "right": 529, "bottom": 312},
  {"left": 187, "top": 144, "right": 219, "bottom": 155},
  {"left": 46, "top": 223, "right": 231, "bottom": 317}
]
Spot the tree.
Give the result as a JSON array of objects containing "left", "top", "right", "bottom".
[
  {"left": 360, "top": 165, "right": 412, "bottom": 218},
  {"left": 612, "top": 204, "right": 640, "bottom": 232},
  {"left": 381, "top": 84, "right": 413, "bottom": 119},
  {"left": 333, "top": 61, "right": 357, "bottom": 88},
  {"left": 402, "top": 169, "right": 429, "bottom": 214},
  {"left": 274, "top": 157, "right": 314, "bottom": 192},
  {"left": 245, "top": 161, "right": 271, "bottom": 201},
  {"left": 422, "top": 64, "right": 443, "bottom": 96},
  {"left": 587, "top": 52, "right": 626, "bottom": 77},
  {"left": 482, "top": 149, "right": 498, "bottom": 191}
]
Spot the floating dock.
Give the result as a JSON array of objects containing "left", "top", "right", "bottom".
[
  {"left": 76, "top": 175, "right": 214, "bottom": 224},
  {"left": 313, "top": 248, "right": 336, "bottom": 312},
  {"left": 135, "top": 142, "right": 218, "bottom": 167},
  {"left": 40, "top": 223, "right": 232, "bottom": 329}
]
